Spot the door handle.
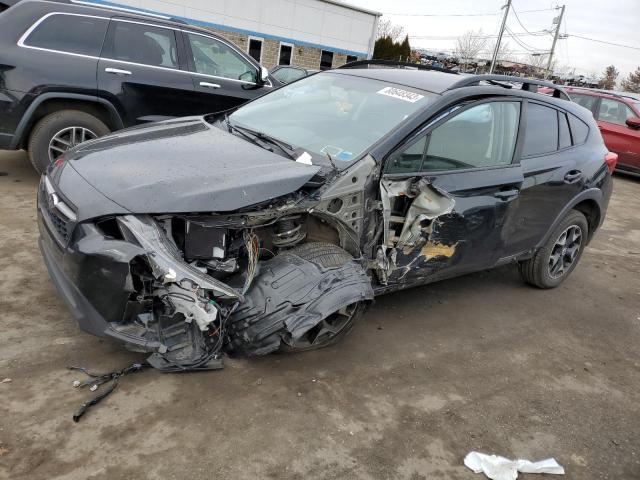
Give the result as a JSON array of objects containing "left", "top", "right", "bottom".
[
  {"left": 494, "top": 189, "right": 519, "bottom": 200},
  {"left": 199, "top": 82, "right": 221, "bottom": 89},
  {"left": 564, "top": 170, "right": 583, "bottom": 184},
  {"left": 105, "top": 67, "right": 132, "bottom": 75}
]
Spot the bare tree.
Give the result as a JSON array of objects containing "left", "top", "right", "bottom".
[
  {"left": 526, "top": 53, "right": 548, "bottom": 69},
  {"left": 454, "top": 30, "right": 487, "bottom": 72},
  {"left": 376, "top": 19, "right": 405, "bottom": 42},
  {"left": 484, "top": 40, "right": 515, "bottom": 62}
]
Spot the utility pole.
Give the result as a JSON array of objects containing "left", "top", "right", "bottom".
[
  {"left": 545, "top": 5, "right": 565, "bottom": 79},
  {"left": 489, "top": 0, "right": 511, "bottom": 74}
]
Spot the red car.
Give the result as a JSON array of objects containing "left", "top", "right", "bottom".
[{"left": 565, "top": 87, "right": 640, "bottom": 175}]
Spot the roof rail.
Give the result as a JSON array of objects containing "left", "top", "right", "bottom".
[
  {"left": 568, "top": 86, "right": 640, "bottom": 102},
  {"left": 447, "top": 74, "right": 570, "bottom": 100},
  {"left": 68, "top": 0, "right": 187, "bottom": 23},
  {"left": 338, "top": 59, "right": 458, "bottom": 75}
]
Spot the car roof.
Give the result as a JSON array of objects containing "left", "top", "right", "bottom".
[
  {"left": 330, "top": 68, "right": 461, "bottom": 95},
  {"left": 566, "top": 87, "right": 640, "bottom": 104},
  {"left": 29, "top": 0, "right": 206, "bottom": 31}
]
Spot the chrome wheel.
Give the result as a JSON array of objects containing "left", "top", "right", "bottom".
[
  {"left": 48, "top": 126, "right": 97, "bottom": 162},
  {"left": 548, "top": 225, "right": 582, "bottom": 279},
  {"left": 284, "top": 303, "right": 358, "bottom": 349}
]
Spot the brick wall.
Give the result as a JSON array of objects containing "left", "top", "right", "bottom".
[{"left": 202, "top": 26, "right": 353, "bottom": 70}]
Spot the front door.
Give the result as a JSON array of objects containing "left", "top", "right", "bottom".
[
  {"left": 98, "top": 19, "right": 198, "bottom": 126},
  {"left": 181, "top": 31, "right": 271, "bottom": 113},
  {"left": 378, "top": 99, "right": 524, "bottom": 286}
]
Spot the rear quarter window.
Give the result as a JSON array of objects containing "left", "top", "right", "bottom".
[
  {"left": 568, "top": 113, "right": 589, "bottom": 144},
  {"left": 23, "top": 14, "right": 109, "bottom": 56},
  {"left": 569, "top": 93, "right": 598, "bottom": 112},
  {"left": 522, "top": 103, "right": 559, "bottom": 157}
]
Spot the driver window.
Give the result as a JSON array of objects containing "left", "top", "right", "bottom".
[
  {"left": 187, "top": 33, "right": 257, "bottom": 83},
  {"left": 422, "top": 101, "right": 520, "bottom": 171},
  {"left": 387, "top": 102, "right": 520, "bottom": 174}
]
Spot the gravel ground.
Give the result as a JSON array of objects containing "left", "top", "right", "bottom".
[{"left": 1, "top": 150, "right": 639, "bottom": 480}]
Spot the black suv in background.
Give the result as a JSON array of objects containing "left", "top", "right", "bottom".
[{"left": 0, "top": 0, "right": 280, "bottom": 173}]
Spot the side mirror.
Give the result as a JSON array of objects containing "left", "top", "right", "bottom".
[
  {"left": 259, "top": 66, "right": 269, "bottom": 84},
  {"left": 625, "top": 117, "right": 640, "bottom": 129}
]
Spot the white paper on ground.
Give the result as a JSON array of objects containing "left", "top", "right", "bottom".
[{"left": 464, "top": 451, "right": 565, "bottom": 480}]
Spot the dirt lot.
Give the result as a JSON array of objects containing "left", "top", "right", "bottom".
[{"left": 0, "top": 150, "right": 639, "bottom": 480}]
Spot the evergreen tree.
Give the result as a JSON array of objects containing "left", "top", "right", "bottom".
[
  {"left": 600, "top": 65, "right": 619, "bottom": 90},
  {"left": 399, "top": 35, "right": 411, "bottom": 61},
  {"left": 621, "top": 67, "right": 640, "bottom": 93}
]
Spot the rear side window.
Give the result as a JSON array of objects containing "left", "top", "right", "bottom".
[
  {"left": 522, "top": 103, "right": 558, "bottom": 157},
  {"left": 558, "top": 112, "right": 571, "bottom": 149},
  {"left": 23, "top": 14, "right": 108, "bottom": 56},
  {"left": 597, "top": 98, "right": 635, "bottom": 126},
  {"left": 568, "top": 114, "right": 589, "bottom": 144},
  {"left": 570, "top": 93, "right": 598, "bottom": 112},
  {"left": 106, "top": 21, "right": 178, "bottom": 69}
]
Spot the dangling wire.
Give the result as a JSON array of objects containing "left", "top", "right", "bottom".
[{"left": 242, "top": 230, "right": 259, "bottom": 294}]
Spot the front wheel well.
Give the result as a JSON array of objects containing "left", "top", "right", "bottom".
[
  {"left": 572, "top": 199, "right": 601, "bottom": 241},
  {"left": 20, "top": 98, "right": 121, "bottom": 148}
]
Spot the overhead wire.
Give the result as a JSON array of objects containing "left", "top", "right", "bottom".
[{"left": 382, "top": 7, "right": 557, "bottom": 17}]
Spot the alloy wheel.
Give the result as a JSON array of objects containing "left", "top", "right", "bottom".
[
  {"left": 48, "top": 126, "right": 97, "bottom": 163},
  {"left": 284, "top": 303, "right": 358, "bottom": 349},
  {"left": 548, "top": 225, "right": 582, "bottom": 279}
]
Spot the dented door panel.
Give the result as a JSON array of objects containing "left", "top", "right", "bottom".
[{"left": 379, "top": 165, "right": 524, "bottom": 286}]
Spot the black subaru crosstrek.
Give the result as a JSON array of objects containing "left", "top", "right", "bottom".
[
  {"left": 37, "top": 64, "right": 615, "bottom": 371},
  {"left": 0, "top": 0, "right": 280, "bottom": 173}
]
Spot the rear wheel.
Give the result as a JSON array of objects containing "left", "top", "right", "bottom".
[
  {"left": 518, "top": 210, "right": 588, "bottom": 288},
  {"left": 28, "top": 110, "right": 109, "bottom": 174}
]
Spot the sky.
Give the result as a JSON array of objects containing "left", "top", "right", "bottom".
[{"left": 346, "top": 0, "right": 640, "bottom": 81}]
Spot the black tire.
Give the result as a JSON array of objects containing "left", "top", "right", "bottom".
[
  {"left": 278, "top": 243, "right": 365, "bottom": 353},
  {"left": 27, "top": 110, "right": 110, "bottom": 174},
  {"left": 227, "top": 242, "right": 370, "bottom": 356},
  {"left": 518, "top": 210, "right": 588, "bottom": 289}
]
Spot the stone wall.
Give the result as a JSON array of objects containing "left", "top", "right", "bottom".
[{"left": 204, "top": 27, "right": 354, "bottom": 70}]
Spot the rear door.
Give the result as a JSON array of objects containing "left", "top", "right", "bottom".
[
  {"left": 98, "top": 19, "right": 198, "bottom": 126},
  {"left": 595, "top": 97, "right": 640, "bottom": 170},
  {"left": 379, "top": 99, "right": 524, "bottom": 286},
  {"left": 501, "top": 101, "right": 586, "bottom": 257},
  {"left": 182, "top": 31, "right": 272, "bottom": 113}
]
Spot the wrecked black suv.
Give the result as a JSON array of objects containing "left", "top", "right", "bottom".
[{"left": 38, "top": 65, "right": 615, "bottom": 371}]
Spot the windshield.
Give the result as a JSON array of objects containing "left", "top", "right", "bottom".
[{"left": 229, "top": 72, "right": 435, "bottom": 168}]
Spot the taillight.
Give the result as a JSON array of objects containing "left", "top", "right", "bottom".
[{"left": 604, "top": 152, "right": 618, "bottom": 173}]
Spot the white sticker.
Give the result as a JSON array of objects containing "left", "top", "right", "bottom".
[
  {"left": 296, "top": 151, "right": 313, "bottom": 165},
  {"left": 377, "top": 86, "right": 424, "bottom": 103}
]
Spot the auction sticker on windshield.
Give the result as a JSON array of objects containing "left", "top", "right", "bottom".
[{"left": 377, "top": 87, "right": 424, "bottom": 103}]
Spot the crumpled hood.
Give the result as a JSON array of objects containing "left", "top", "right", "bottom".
[{"left": 62, "top": 117, "right": 320, "bottom": 214}]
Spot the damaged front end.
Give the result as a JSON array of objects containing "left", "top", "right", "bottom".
[{"left": 39, "top": 183, "right": 374, "bottom": 371}]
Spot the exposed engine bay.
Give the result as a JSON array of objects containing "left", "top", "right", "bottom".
[{"left": 90, "top": 169, "right": 379, "bottom": 371}]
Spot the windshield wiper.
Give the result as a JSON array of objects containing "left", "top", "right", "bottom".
[{"left": 225, "top": 116, "right": 297, "bottom": 161}]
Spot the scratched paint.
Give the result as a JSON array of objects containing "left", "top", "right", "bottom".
[{"left": 420, "top": 242, "right": 457, "bottom": 260}]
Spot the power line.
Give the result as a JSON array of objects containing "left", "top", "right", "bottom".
[
  {"left": 510, "top": 6, "right": 553, "bottom": 36},
  {"left": 409, "top": 31, "right": 550, "bottom": 40},
  {"left": 505, "top": 26, "right": 543, "bottom": 52},
  {"left": 568, "top": 34, "right": 640, "bottom": 51},
  {"left": 381, "top": 7, "right": 557, "bottom": 17}
]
